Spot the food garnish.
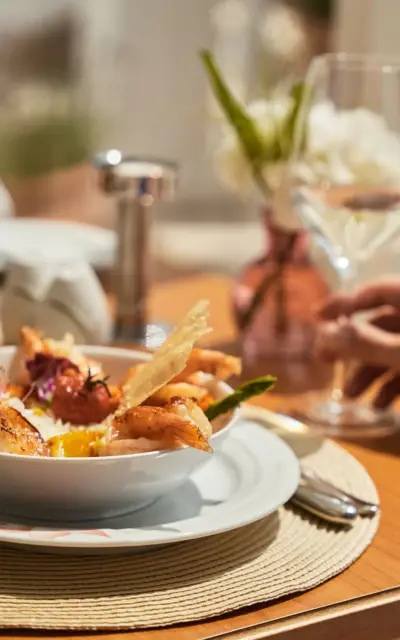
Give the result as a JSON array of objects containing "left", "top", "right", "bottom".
[
  {"left": 119, "top": 300, "right": 211, "bottom": 412},
  {"left": 25, "top": 353, "right": 79, "bottom": 404},
  {"left": 81, "top": 370, "right": 111, "bottom": 397},
  {"left": 205, "top": 376, "right": 276, "bottom": 421}
]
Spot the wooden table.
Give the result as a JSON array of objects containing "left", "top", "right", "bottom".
[{"left": 3, "top": 274, "right": 400, "bottom": 640}]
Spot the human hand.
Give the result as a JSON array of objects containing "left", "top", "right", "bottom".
[{"left": 315, "top": 278, "right": 400, "bottom": 409}]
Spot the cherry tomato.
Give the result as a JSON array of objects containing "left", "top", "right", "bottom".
[{"left": 51, "top": 374, "right": 119, "bottom": 425}]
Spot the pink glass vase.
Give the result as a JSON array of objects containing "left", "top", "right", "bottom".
[{"left": 233, "top": 209, "right": 329, "bottom": 364}]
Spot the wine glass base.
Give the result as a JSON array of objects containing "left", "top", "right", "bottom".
[{"left": 293, "top": 399, "right": 400, "bottom": 439}]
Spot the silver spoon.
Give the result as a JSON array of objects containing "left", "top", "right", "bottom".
[
  {"left": 301, "top": 467, "right": 379, "bottom": 517},
  {"left": 291, "top": 482, "right": 358, "bottom": 525}
]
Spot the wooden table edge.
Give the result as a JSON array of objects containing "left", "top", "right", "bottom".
[{"left": 206, "top": 587, "right": 400, "bottom": 639}]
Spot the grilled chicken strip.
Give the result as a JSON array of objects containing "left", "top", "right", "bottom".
[{"left": 0, "top": 406, "right": 49, "bottom": 456}]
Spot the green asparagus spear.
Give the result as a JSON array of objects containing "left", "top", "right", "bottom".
[{"left": 205, "top": 376, "right": 276, "bottom": 422}]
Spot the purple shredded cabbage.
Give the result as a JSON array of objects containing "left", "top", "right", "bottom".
[{"left": 26, "top": 354, "right": 79, "bottom": 404}]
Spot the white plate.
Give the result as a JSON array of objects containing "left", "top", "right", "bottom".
[
  {"left": 0, "top": 418, "right": 299, "bottom": 552},
  {"left": 0, "top": 219, "right": 116, "bottom": 270}
]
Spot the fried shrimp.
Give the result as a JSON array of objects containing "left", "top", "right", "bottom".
[
  {"left": 109, "top": 399, "right": 212, "bottom": 454},
  {"left": 98, "top": 437, "right": 176, "bottom": 456},
  {"left": 172, "top": 348, "right": 241, "bottom": 382},
  {"left": 145, "top": 382, "right": 208, "bottom": 406},
  {"left": 167, "top": 397, "right": 212, "bottom": 440}
]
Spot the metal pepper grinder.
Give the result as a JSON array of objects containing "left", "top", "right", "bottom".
[{"left": 94, "top": 150, "right": 178, "bottom": 346}]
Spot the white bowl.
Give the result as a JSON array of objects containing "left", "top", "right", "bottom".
[{"left": 0, "top": 346, "right": 239, "bottom": 522}]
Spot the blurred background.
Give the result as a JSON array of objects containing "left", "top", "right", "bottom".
[
  {"left": 1, "top": 0, "right": 398, "bottom": 277},
  {"left": 0, "top": 0, "right": 398, "bottom": 298},
  {"left": 0, "top": 0, "right": 335, "bottom": 274}
]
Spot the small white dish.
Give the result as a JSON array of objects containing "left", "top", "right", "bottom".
[
  {"left": 0, "top": 346, "right": 238, "bottom": 521},
  {"left": 0, "top": 417, "right": 300, "bottom": 553}
]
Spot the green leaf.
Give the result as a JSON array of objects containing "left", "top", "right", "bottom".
[
  {"left": 200, "top": 49, "right": 264, "bottom": 166},
  {"left": 205, "top": 375, "right": 276, "bottom": 422},
  {"left": 278, "top": 82, "right": 305, "bottom": 158}
]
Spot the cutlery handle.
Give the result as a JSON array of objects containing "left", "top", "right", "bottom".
[
  {"left": 301, "top": 469, "right": 379, "bottom": 517},
  {"left": 346, "top": 497, "right": 378, "bottom": 517},
  {"left": 291, "top": 485, "right": 358, "bottom": 525}
]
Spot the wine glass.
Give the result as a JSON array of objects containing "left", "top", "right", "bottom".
[{"left": 290, "top": 53, "right": 400, "bottom": 437}]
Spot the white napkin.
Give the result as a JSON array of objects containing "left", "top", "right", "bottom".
[{"left": 1, "top": 251, "right": 112, "bottom": 345}]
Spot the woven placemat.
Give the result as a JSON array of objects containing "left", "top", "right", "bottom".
[{"left": 0, "top": 407, "right": 379, "bottom": 630}]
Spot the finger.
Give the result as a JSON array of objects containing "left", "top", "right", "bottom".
[
  {"left": 369, "top": 308, "right": 400, "bottom": 333},
  {"left": 316, "top": 293, "right": 354, "bottom": 320},
  {"left": 352, "top": 278, "right": 400, "bottom": 314},
  {"left": 343, "top": 306, "right": 397, "bottom": 396},
  {"left": 317, "top": 277, "right": 400, "bottom": 320},
  {"left": 316, "top": 318, "right": 400, "bottom": 369},
  {"left": 373, "top": 374, "right": 400, "bottom": 409},
  {"left": 344, "top": 365, "right": 387, "bottom": 398}
]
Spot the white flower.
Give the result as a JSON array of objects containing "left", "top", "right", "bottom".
[
  {"left": 247, "top": 97, "right": 293, "bottom": 137},
  {"left": 300, "top": 103, "right": 400, "bottom": 187},
  {"left": 214, "top": 96, "right": 293, "bottom": 195},
  {"left": 306, "top": 101, "right": 343, "bottom": 155},
  {"left": 215, "top": 95, "right": 400, "bottom": 230}
]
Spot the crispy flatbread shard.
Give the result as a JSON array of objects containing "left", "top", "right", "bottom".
[{"left": 118, "top": 300, "right": 211, "bottom": 412}]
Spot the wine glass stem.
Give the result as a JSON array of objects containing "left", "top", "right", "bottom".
[
  {"left": 331, "top": 359, "right": 347, "bottom": 402},
  {"left": 329, "top": 267, "right": 357, "bottom": 405}
]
